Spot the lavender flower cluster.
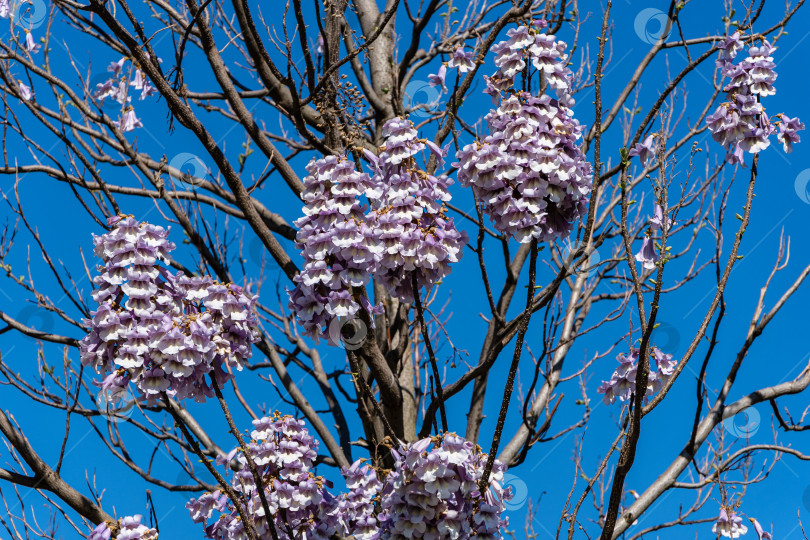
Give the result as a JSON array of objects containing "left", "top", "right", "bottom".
[
  {"left": 80, "top": 216, "right": 259, "bottom": 406},
  {"left": 186, "top": 415, "right": 511, "bottom": 539},
  {"left": 455, "top": 23, "right": 592, "bottom": 243},
  {"left": 88, "top": 515, "right": 158, "bottom": 540},
  {"left": 596, "top": 346, "right": 677, "bottom": 405},
  {"left": 706, "top": 32, "right": 804, "bottom": 164},
  {"left": 365, "top": 117, "right": 467, "bottom": 303},
  {"left": 90, "top": 56, "right": 159, "bottom": 132},
  {"left": 378, "top": 434, "right": 510, "bottom": 539},
  {"left": 287, "top": 155, "right": 383, "bottom": 340},
  {"left": 288, "top": 117, "right": 467, "bottom": 339},
  {"left": 187, "top": 414, "right": 341, "bottom": 539}
]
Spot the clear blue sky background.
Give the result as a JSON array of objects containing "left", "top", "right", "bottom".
[{"left": 1, "top": 0, "right": 809, "bottom": 538}]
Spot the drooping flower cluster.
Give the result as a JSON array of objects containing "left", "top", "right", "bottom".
[
  {"left": 378, "top": 434, "right": 510, "bottom": 539},
  {"left": 186, "top": 416, "right": 511, "bottom": 539},
  {"left": 187, "top": 414, "right": 342, "bottom": 539},
  {"left": 88, "top": 515, "right": 158, "bottom": 540},
  {"left": 597, "top": 347, "right": 677, "bottom": 405},
  {"left": 90, "top": 56, "right": 159, "bottom": 132},
  {"left": 365, "top": 117, "right": 468, "bottom": 303},
  {"left": 706, "top": 32, "right": 804, "bottom": 164},
  {"left": 287, "top": 155, "right": 382, "bottom": 341},
  {"left": 80, "top": 216, "right": 259, "bottom": 405},
  {"left": 455, "top": 24, "right": 592, "bottom": 243},
  {"left": 288, "top": 118, "right": 467, "bottom": 337},
  {"left": 712, "top": 508, "right": 749, "bottom": 539}
]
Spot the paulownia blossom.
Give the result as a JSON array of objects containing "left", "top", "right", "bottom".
[
  {"left": 90, "top": 56, "right": 159, "bottom": 131},
  {"left": 186, "top": 414, "right": 511, "bottom": 539},
  {"left": 79, "top": 215, "right": 259, "bottom": 405},
  {"left": 288, "top": 117, "right": 467, "bottom": 336},
  {"left": 287, "top": 154, "right": 382, "bottom": 341},
  {"left": 455, "top": 23, "right": 592, "bottom": 243},
  {"left": 597, "top": 347, "right": 678, "bottom": 405},
  {"left": 89, "top": 515, "right": 158, "bottom": 539},
  {"left": 712, "top": 508, "right": 749, "bottom": 539},
  {"left": 706, "top": 32, "right": 804, "bottom": 164},
  {"left": 365, "top": 117, "right": 467, "bottom": 303}
]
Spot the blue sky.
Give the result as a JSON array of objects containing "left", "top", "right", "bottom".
[{"left": 1, "top": 0, "right": 809, "bottom": 538}]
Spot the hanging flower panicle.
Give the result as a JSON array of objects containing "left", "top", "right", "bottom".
[
  {"left": 80, "top": 215, "right": 260, "bottom": 406},
  {"left": 365, "top": 117, "right": 468, "bottom": 303},
  {"left": 287, "top": 155, "right": 382, "bottom": 342},
  {"left": 706, "top": 32, "right": 804, "bottom": 164},
  {"left": 455, "top": 23, "right": 592, "bottom": 243},
  {"left": 186, "top": 415, "right": 511, "bottom": 539}
]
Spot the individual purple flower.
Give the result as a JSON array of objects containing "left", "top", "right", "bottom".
[
  {"left": 117, "top": 514, "right": 158, "bottom": 539},
  {"left": 750, "top": 518, "right": 773, "bottom": 540},
  {"left": 428, "top": 63, "right": 448, "bottom": 92},
  {"left": 777, "top": 115, "right": 804, "bottom": 153},
  {"left": 447, "top": 46, "right": 475, "bottom": 73},
  {"left": 17, "top": 80, "right": 33, "bottom": 101},
  {"left": 634, "top": 237, "right": 659, "bottom": 270},
  {"left": 116, "top": 107, "right": 143, "bottom": 132},
  {"left": 0, "top": 0, "right": 8, "bottom": 18},
  {"left": 716, "top": 31, "right": 744, "bottom": 67},
  {"left": 712, "top": 508, "right": 749, "bottom": 539},
  {"left": 108, "top": 57, "right": 127, "bottom": 76},
  {"left": 628, "top": 134, "right": 657, "bottom": 165},
  {"left": 648, "top": 204, "right": 670, "bottom": 231},
  {"left": 24, "top": 31, "right": 40, "bottom": 54},
  {"left": 88, "top": 522, "right": 112, "bottom": 540}
]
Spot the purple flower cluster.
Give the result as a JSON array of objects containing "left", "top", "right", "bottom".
[
  {"left": 80, "top": 216, "right": 259, "bottom": 406},
  {"left": 89, "top": 515, "right": 158, "bottom": 540},
  {"left": 188, "top": 414, "right": 341, "bottom": 539},
  {"left": 287, "top": 155, "right": 382, "bottom": 341},
  {"left": 288, "top": 118, "right": 467, "bottom": 335},
  {"left": 337, "top": 460, "right": 382, "bottom": 539},
  {"left": 597, "top": 347, "right": 677, "bottom": 405},
  {"left": 455, "top": 25, "right": 592, "bottom": 243},
  {"left": 712, "top": 508, "right": 749, "bottom": 539},
  {"left": 377, "top": 434, "right": 510, "bottom": 539},
  {"left": 90, "top": 56, "right": 159, "bottom": 132},
  {"left": 707, "top": 33, "right": 804, "bottom": 164},
  {"left": 187, "top": 417, "right": 511, "bottom": 539},
  {"left": 365, "top": 117, "right": 467, "bottom": 303}
]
